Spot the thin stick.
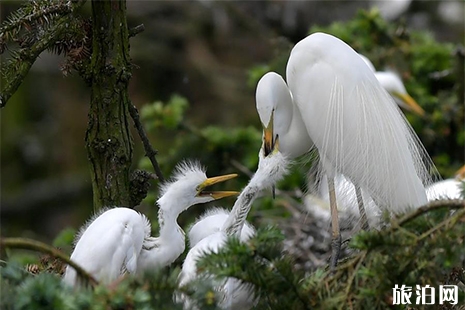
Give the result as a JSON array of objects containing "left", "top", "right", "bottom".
[
  {"left": 1, "top": 237, "right": 98, "bottom": 286},
  {"left": 128, "top": 103, "right": 165, "bottom": 182}
]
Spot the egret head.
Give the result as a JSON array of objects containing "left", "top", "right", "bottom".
[
  {"left": 256, "top": 72, "right": 294, "bottom": 157},
  {"left": 157, "top": 162, "right": 238, "bottom": 213}
]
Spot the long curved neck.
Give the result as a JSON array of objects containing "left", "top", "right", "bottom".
[
  {"left": 222, "top": 183, "right": 259, "bottom": 237},
  {"left": 139, "top": 206, "right": 185, "bottom": 271},
  {"left": 282, "top": 99, "right": 314, "bottom": 159},
  {"left": 158, "top": 209, "right": 183, "bottom": 244}
]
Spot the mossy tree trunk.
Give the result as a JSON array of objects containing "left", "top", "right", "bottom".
[{"left": 86, "top": 0, "right": 133, "bottom": 211}]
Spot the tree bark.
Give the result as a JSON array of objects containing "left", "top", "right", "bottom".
[{"left": 86, "top": 0, "right": 133, "bottom": 211}]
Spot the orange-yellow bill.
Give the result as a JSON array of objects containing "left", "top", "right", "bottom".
[
  {"left": 197, "top": 174, "right": 239, "bottom": 199},
  {"left": 395, "top": 92, "right": 425, "bottom": 117}
]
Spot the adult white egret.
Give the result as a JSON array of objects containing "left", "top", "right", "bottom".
[
  {"left": 178, "top": 141, "right": 289, "bottom": 309},
  {"left": 358, "top": 53, "right": 425, "bottom": 116},
  {"left": 426, "top": 165, "right": 465, "bottom": 200},
  {"left": 256, "top": 32, "right": 434, "bottom": 267},
  {"left": 62, "top": 162, "right": 238, "bottom": 287}
]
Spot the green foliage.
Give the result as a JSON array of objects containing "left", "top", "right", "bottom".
[
  {"left": 52, "top": 228, "right": 76, "bottom": 248},
  {"left": 138, "top": 94, "right": 263, "bottom": 193},
  {"left": 0, "top": 263, "right": 209, "bottom": 310},
  {"left": 197, "top": 226, "right": 309, "bottom": 309},
  {"left": 247, "top": 64, "right": 270, "bottom": 89},
  {"left": 140, "top": 94, "right": 189, "bottom": 131}
]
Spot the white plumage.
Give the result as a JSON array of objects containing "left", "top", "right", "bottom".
[
  {"left": 62, "top": 207, "right": 150, "bottom": 285},
  {"left": 426, "top": 166, "right": 465, "bottom": 201},
  {"left": 188, "top": 207, "right": 255, "bottom": 248},
  {"left": 63, "top": 162, "right": 238, "bottom": 287},
  {"left": 426, "top": 179, "right": 463, "bottom": 201}
]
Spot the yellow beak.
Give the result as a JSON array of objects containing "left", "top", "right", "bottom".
[
  {"left": 196, "top": 173, "right": 239, "bottom": 199},
  {"left": 263, "top": 110, "right": 275, "bottom": 157},
  {"left": 455, "top": 165, "right": 465, "bottom": 180},
  {"left": 394, "top": 92, "right": 425, "bottom": 117}
]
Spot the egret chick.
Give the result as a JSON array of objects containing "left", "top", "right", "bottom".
[
  {"left": 188, "top": 208, "right": 255, "bottom": 248},
  {"left": 179, "top": 141, "right": 289, "bottom": 309},
  {"left": 62, "top": 162, "right": 238, "bottom": 287}
]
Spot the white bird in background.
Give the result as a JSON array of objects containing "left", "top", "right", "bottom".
[
  {"left": 179, "top": 141, "right": 289, "bottom": 309},
  {"left": 256, "top": 32, "right": 434, "bottom": 267},
  {"left": 62, "top": 162, "right": 238, "bottom": 287},
  {"left": 358, "top": 53, "right": 425, "bottom": 116},
  {"left": 427, "top": 165, "right": 465, "bottom": 201}
]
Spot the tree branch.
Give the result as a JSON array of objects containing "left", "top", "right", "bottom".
[
  {"left": 128, "top": 103, "right": 165, "bottom": 182},
  {"left": 128, "top": 24, "right": 145, "bottom": 38},
  {"left": 1, "top": 237, "right": 98, "bottom": 287},
  {"left": 1, "top": 26, "right": 64, "bottom": 107},
  {"left": 0, "top": 0, "right": 82, "bottom": 40},
  {"left": 395, "top": 199, "right": 465, "bottom": 227},
  {"left": 0, "top": 0, "right": 87, "bottom": 108}
]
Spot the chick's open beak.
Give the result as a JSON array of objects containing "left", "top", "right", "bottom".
[
  {"left": 196, "top": 173, "right": 239, "bottom": 200},
  {"left": 394, "top": 92, "right": 425, "bottom": 117}
]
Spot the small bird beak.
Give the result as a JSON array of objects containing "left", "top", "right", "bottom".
[
  {"left": 196, "top": 173, "right": 239, "bottom": 199},
  {"left": 394, "top": 92, "right": 425, "bottom": 117},
  {"left": 263, "top": 110, "right": 275, "bottom": 157}
]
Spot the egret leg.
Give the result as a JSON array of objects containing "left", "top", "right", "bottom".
[
  {"left": 354, "top": 185, "right": 369, "bottom": 231},
  {"left": 328, "top": 177, "right": 341, "bottom": 270}
]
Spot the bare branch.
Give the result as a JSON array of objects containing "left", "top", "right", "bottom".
[
  {"left": 128, "top": 103, "right": 165, "bottom": 182},
  {"left": 395, "top": 199, "right": 465, "bottom": 227},
  {"left": 1, "top": 237, "right": 98, "bottom": 287},
  {"left": 128, "top": 24, "right": 145, "bottom": 38}
]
